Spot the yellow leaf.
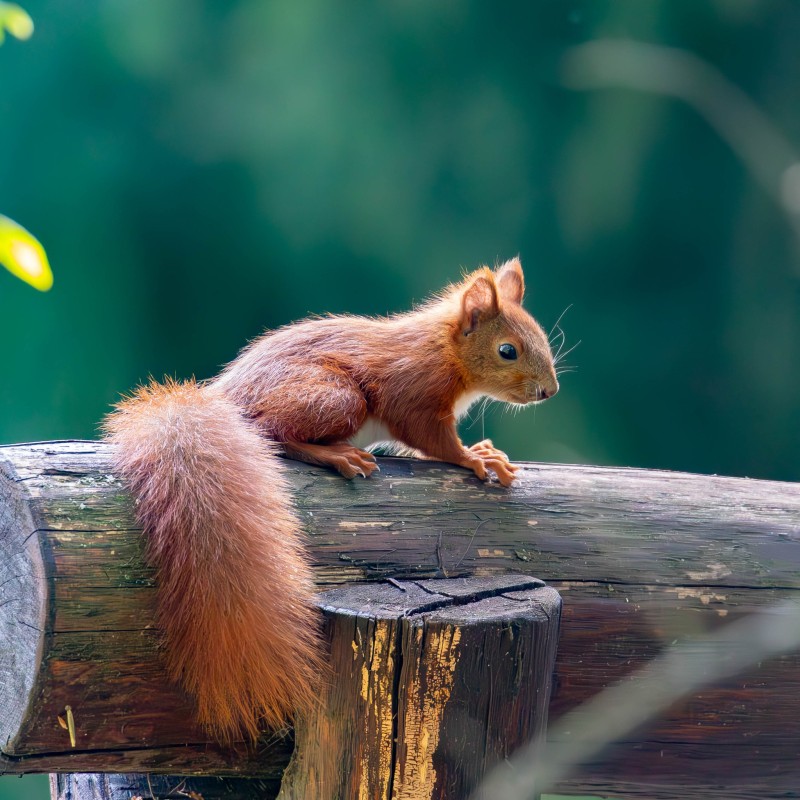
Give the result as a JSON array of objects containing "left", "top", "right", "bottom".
[
  {"left": 0, "top": 214, "right": 53, "bottom": 291},
  {"left": 0, "top": 2, "right": 34, "bottom": 42}
]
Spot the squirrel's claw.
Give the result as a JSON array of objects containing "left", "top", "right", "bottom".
[
  {"left": 463, "top": 450, "right": 517, "bottom": 487},
  {"left": 329, "top": 446, "right": 380, "bottom": 480},
  {"left": 467, "top": 440, "right": 518, "bottom": 486},
  {"left": 484, "top": 457, "right": 517, "bottom": 487}
]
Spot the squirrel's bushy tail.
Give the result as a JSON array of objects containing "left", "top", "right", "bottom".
[{"left": 103, "top": 378, "right": 321, "bottom": 742}]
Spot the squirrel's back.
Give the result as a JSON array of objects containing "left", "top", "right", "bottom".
[{"left": 103, "top": 378, "right": 321, "bottom": 741}]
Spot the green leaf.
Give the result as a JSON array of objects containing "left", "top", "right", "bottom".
[
  {"left": 0, "top": 2, "right": 34, "bottom": 43},
  {"left": 0, "top": 214, "right": 53, "bottom": 291}
]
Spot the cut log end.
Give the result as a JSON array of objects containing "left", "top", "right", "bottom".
[{"left": 0, "top": 460, "right": 47, "bottom": 754}]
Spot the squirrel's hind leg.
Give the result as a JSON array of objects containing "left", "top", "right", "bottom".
[
  {"left": 250, "top": 364, "right": 377, "bottom": 478},
  {"left": 285, "top": 441, "right": 379, "bottom": 479}
]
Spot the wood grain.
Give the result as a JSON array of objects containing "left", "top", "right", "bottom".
[
  {"left": 50, "top": 773, "right": 283, "bottom": 800},
  {"left": 0, "top": 459, "right": 46, "bottom": 758},
  {"left": 279, "top": 577, "right": 560, "bottom": 800},
  {"left": 1, "top": 440, "right": 799, "bottom": 798}
]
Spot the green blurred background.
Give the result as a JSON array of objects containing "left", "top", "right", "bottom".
[{"left": 2, "top": 0, "right": 799, "bottom": 796}]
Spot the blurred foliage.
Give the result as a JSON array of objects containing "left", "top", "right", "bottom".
[
  {"left": 0, "top": 3, "right": 796, "bottom": 467},
  {"left": 0, "top": 214, "right": 52, "bottom": 290},
  {"left": 3, "top": 5, "right": 798, "bottom": 795},
  {"left": 0, "top": 775, "right": 47, "bottom": 800},
  {"left": 0, "top": 2, "right": 32, "bottom": 43},
  {"left": 0, "top": 3, "right": 51, "bottom": 292}
]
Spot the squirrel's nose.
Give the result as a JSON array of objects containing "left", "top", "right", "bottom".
[{"left": 539, "top": 380, "right": 559, "bottom": 400}]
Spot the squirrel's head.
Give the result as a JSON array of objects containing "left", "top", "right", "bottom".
[{"left": 455, "top": 258, "right": 559, "bottom": 406}]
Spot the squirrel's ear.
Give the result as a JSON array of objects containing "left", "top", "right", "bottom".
[
  {"left": 461, "top": 275, "right": 499, "bottom": 335},
  {"left": 495, "top": 257, "right": 525, "bottom": 304}
]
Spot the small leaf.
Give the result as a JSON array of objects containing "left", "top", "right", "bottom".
[
  {"left": 0, "top": 2, "right": 34, "bottom": 42},
  {"left": 0, "top": 214, "right": 53, "bottom": 291}
]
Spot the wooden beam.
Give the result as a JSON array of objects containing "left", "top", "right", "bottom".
[{"left": 2, "top": 440, "right": 799, "bottom": 798}]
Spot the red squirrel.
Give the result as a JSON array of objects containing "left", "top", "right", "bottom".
[{"left": 103, "top": 257, "right": 559, "bottom": 742}]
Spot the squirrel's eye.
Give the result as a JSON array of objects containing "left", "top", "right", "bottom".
[{"left": 498, "top": 343, "right": 517, "bottom": 360}]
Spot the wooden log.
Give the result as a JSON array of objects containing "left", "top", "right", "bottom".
[
  {"left": 2, "top": 440, "right": 800, "bottom": 798},
  {"left": 48, "top": 577, "right": 561, "bottom": 800}
]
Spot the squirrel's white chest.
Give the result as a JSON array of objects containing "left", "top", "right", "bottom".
[
  {"left": 349, "top": 417, "right": 395, "bottom": 450},
  {"left": 453, "top": 390, "right": 483, "bottom": 420}
]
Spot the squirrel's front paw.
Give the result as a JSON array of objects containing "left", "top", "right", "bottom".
[
  {"left": 469, "top": 439, "right": 510, "bottom": 461},
  {"left": 465, "top": 441, "right": 518, "bottom": 487}
]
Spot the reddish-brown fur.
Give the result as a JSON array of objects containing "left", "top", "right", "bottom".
[
  {"left": 103, "top": 258, "right": 557, "bottom": 742},
  {"left": 103, "top": 380, "right": 321, "bottom": 741}
]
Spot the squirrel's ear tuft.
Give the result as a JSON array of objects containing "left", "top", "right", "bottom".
[
  {"left": 495, "top": 257, "right": 525, "bottom": 304},
  {"left": 461, "top": 274, "right": 499, "bottom": 335}
]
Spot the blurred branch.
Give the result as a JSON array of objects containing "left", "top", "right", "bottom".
[
  {"left": 561, "top": 39, "right": 800, "bottom": 268},
  {"left": 472, "top": 600, "right": 800, "bottom": 799}
]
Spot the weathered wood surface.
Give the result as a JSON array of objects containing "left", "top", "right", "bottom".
[
  {"left": 280, "top": 577, "right": 559, "bottom": 800},
  {"left": 2, "top": 440, "right": 800, "bottom": 798},
  {"left": 51, "top": 576, "right": 561, "bottom": 800},
  {"left": 49, "top": 578, "right": 561, "bottom": 800},
  {"left": 50, "top": 773, "right": 281, "bottom": 800}
]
